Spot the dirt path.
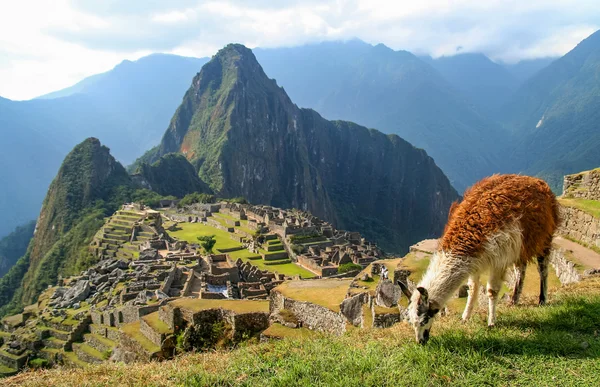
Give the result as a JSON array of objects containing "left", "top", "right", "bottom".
[{"left": 553, "top": 236, "right": 600, "bottom": 269}]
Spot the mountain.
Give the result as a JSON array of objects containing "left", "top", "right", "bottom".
[
  {"left": 0, "top": 138, "right": 139, "bottom": 316},
  {"left": 149, "top": 44, "right": 459, "bottom": 252},
  {"left": 422, "top": 53, "right": 519, "bottom": 117},
  {"left": 0, "top": 221, "right": 35, "bottom": 279},
  {"left": 501, "top": 29, "right": 600, "bottom": 191},
  {"left": 0, "top": 54, "right": 208, "bottom": 239},
  {"left": 502, "top": 57, "right": 557, "bottom": 82},
  {"left": 132, "top": 153, "right": 212, "bottom": 197},
  {"left": 256, "top": 42, "right": 509, "bottom": 192}
]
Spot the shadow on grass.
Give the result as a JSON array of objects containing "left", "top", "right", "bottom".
[{"left": 433, "top": 295, "right": 600, "bottom": 358}]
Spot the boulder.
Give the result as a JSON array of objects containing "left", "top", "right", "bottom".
[
  {"left": 57, "top": 280, "right": 91, "bottom": 308},
  {"left": 140, "top": 248, "right": 161, "bottom": 261},
  {"left": 340, "top": 292, "right": 368, "bottom": 326},
  {"left": 375, "top": 279, "right": 400, "bottom": 308}
]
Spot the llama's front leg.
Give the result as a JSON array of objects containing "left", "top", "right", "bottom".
[
  {"left": 537, "top": 254, "right": 549, "bottom": 305},
  {"left": 462, "top": 275, "right": 480, "bottom": 322},
  {"left": 510, "top": 263, "right": 527, "bottom": 305},
  {"left": 487, "top": 270, "right": 504, "bottom": 327}
]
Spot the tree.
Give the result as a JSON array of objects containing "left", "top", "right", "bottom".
[{"left": 197, "top": 235, "right": 217, "bottom": 254}]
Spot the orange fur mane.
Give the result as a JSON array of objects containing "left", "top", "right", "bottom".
[{"left": 440, "top": 174, "right": 559, "bottom": 263}]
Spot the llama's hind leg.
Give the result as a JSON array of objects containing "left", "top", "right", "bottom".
[
  {"left": 486, "top": 269, "right": 504, "bottom": 327},
  {"left": 510, "top": 263, "right": 527, "bottom": 305},
  {"left": 537, "top": 253, "right": 550, "bottom": 305},
  {"left": 462, "top": 275, "right": 480, "bottom": 322}
]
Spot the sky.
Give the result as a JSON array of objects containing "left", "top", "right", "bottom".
[{"left": 0, "top": 0, "right": 598, "bottom": 100}]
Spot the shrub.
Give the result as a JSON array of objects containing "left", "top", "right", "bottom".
[
  {"left": 178, "top": 192, "right": 216, "bottom": 207},
  {"left": 338, "top": 263, "right": 363, "bottom": 274},
  {"left": 29, "top": 358, "right": 49, "bottom": 369},
  {"left": 290, "top": 244, "right": 304, "bottom": 255},
  {"left": 197, "top": 235, "right": 216, "bottom": 254},
  {"left": 289, "top": 232, "right": 323, "bottom": 243}
]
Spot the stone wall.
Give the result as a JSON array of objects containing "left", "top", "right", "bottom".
[
  {"left": 160, "top": 266, "right": 179, "bottom": 294},
  {"left": 558, "top": 206, "right": 600, "bottom": 249},
  {"left": 270, "top": 290, "right": 347, "bottom": 335},
  {"left": 549, "top": 248, "right": 582, "bottom": 285},
  {"left": 563, "top": 169, "right": 600, "bottom": 200}
]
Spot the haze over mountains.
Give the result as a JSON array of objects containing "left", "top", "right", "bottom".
[{"left": 2, "top": 30, "right": 600, "bottom": 244}]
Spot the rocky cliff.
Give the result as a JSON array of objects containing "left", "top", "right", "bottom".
[
  {"left": 132, "top": 153, "right": 212, "bottom": 198},
  {"left": 153, "top": 44, "right": 459, "bottom": 252}
]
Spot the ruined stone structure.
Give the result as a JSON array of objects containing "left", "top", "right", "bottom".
[
  {"left": 563, "top": 168, "right": 600, "bottom": 200},
  {"left": 558, "top": 206, "right": 600, "bottom": 250}
]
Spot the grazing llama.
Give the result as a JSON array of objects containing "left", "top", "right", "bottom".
[{"left": 398, "top": 174, "right": 559, "bottom": 344}]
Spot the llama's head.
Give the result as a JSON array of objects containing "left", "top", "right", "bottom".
[{"left": 398, "top": 281, "right": 440, "bottom": 344}]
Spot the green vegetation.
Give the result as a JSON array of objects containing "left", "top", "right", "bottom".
[
  {"left": 227, "top": 249, "right": 261, "bottom": 260},
  {"left": 289, "top": 232, "right": 323, "bottom": 243},
  {"left": 219, "top": 197, "right": 249, "bottom": 204},
  {"left": 559, "top": 198, "right": 600, "bottom": 219},
  {"left": 337, "top": 262, "right": 362, "bottom": 274},
  {"left": 142, "top": 312, "right": 172, "bottom": 335},
  {"left": 178, "top": 192, "right": 216, "bottom": 207},
  {"left": 235, "top": 254, "right": 315, "bottom": 278},
  {"left": 28, "top": 358, "right": 49, "bottom": 369},
  {"left": 197, "top": 235, "right": 217, "bottom": 254},
  {"left": 134, "top": 153, "right": 211, "bottom": 197},
  {"left": 0, "top": 221, "right": 35, "bottom": 278},
  {"left": 169, "top": 223, "right": 241, "bottom": 251},
  {"left": 121, "top": 321, "right": 160, "bottom": 354}
]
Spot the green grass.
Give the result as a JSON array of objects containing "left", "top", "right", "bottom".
[
  {"left": 169, "top": 222, "right": 241, "bottom": 250},
  {"left": 212, "top": 212, "right": 237, "bottom": 222},
  {"left": 559, "top": 198, "right": 600, "bottom": 219},
  {"left": 236, "top": 254, "right": 316, "bottom": 278},
  {"left": 8, "top": 278, "right": 600, "bottom": 386},
  {"left": 0, "top": 364, "right": 16, "bottom": 373},
  {"left": 77, "top": 343, "right": 104, "bottom": 359},
  {"left": 121, "top": 321, "right": 161, "bottom": 354},
  {"left": 142, "top": 312, "right": 172, "bottom": 335},
  {"left": 227, "top": 249, "right": 262, "bottom": 260}
]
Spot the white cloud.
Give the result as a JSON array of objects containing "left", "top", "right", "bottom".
[{"left": 0, "top": 0, "right": 599, "bottom": 99}]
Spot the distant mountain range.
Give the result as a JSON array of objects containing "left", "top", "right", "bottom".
[
  {"left": 2, "top": 31, "right": 599, "bottom": 242},
  {"left": 0, "top": 54, "right": 207, "bottom": 237},
  {"left": 501, "top": 29, "right": 600, "bottom": 190}
]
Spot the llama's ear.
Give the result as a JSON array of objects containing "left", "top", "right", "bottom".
[
  {"left": 397, "top": 281, "right": 412, "bottom": 299},
  {"left": 417, "top": 287, "right": 429, "bottom": 304},
  {"left": 427, "top": 301, "right": 440, "bottom": 317}
]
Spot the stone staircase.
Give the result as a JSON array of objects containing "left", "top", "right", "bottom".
[{"left": 90, "top": 210, "right": 160, "bottom": 261}]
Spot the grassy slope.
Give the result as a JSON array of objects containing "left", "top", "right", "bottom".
[
  {"left": 232, "top": 252, "right": 316, "bottom": 279},
  {"left": 7, "top": 277, "right": 600, "bottom": 386},
  {"left": 559, "top": 198, "right": 600, "bottom": 219},
  {"left": 168, "top": 223, "right": 242, "bottom": 250},
  {"left": 170, "top": 221, "right": 316, "bottom": 278}
]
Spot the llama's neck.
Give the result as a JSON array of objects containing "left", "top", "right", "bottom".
[{"left": 417, "top": 250, "right": 474, "bottom": 307}]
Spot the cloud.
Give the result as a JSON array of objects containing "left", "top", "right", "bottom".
[{"left": 0, "top": 0, "right": 599, "bottom": 99}]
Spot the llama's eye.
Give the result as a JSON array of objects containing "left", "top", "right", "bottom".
[{"left": 420, "top": 317, "right": 429, "bottom": 326}]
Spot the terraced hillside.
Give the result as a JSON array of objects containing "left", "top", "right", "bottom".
[{"left": 89, "top": 208, "right": 169, "bottom": 262}]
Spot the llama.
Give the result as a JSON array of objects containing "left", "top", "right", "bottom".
[{"left": 398, "top": 174, "right": 559, "bottom": 344}]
